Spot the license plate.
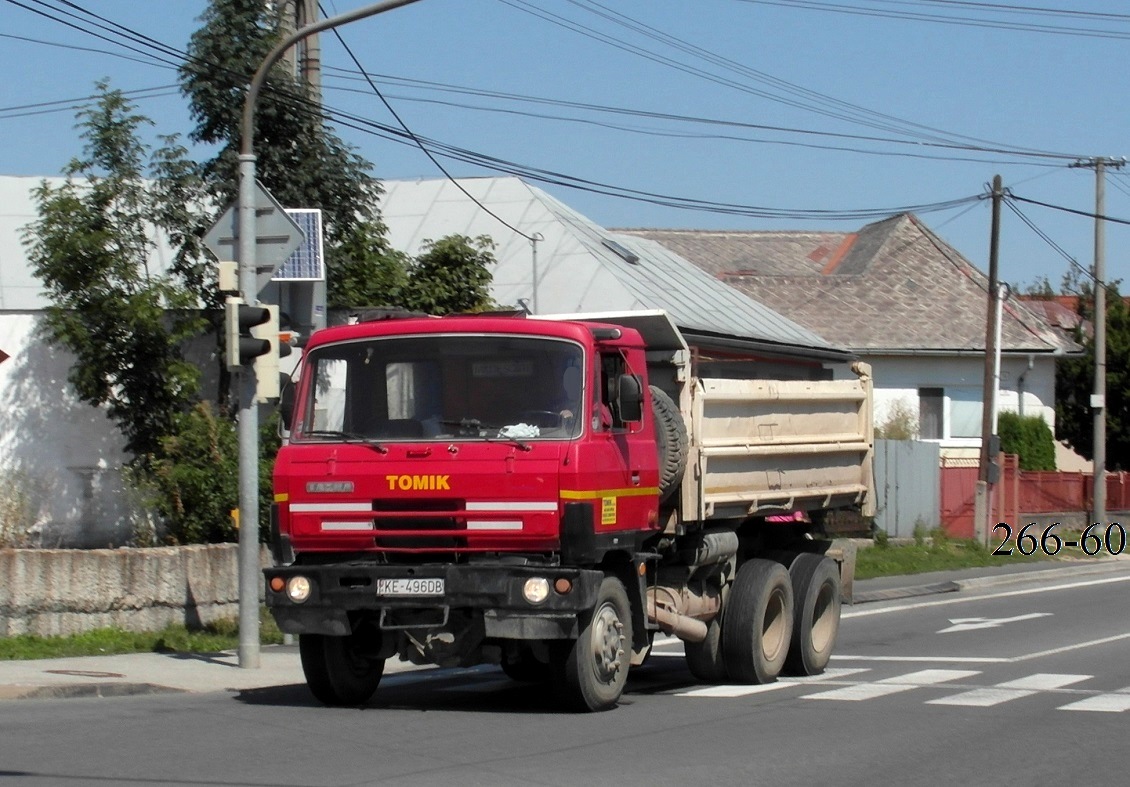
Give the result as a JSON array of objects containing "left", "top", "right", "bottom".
[{"left": 376, "top": 577, "right": 444, "bottom": 597}]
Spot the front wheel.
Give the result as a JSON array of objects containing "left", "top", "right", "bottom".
[
  {"left": 552, "top": 576, "right": 632, "bottom": 712},
  {"left": 299, "top": 631, "right": 385, "bottom": 706}
]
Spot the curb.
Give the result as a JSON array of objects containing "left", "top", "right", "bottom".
[
  {"left": 0, "top": 682, "right": 184, "bottom": 701},
  {"left": 853, "top": 559, "right": 1130, "bottom": 604}
]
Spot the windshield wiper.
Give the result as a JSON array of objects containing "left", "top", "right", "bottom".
[
  {"left": 440, "top": 419, "right": 531, "bottom": 452},
  {"left": 301, "top": 430, "right": 388, "bottom": 454}
]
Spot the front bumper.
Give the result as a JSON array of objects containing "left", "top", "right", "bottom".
[{"left": 264, "top": 562, "right": 603, "bottom": 639}]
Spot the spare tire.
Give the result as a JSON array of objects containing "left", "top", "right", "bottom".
[{"left": 650, "top": 385, "right": 688, "bottom": 503}]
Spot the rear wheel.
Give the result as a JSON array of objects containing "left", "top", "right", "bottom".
[
  {"left": 783, "top": 554, "right": 841, "bottom": 676},
  {"left": 299, "top": 631, "right": 385, "bottom": 706},
  {"left": 552, "top": 576, "right": 632, "bottom": 711},
  {"left": 722, "top": 559, "right": 794, "bottom": 684}
]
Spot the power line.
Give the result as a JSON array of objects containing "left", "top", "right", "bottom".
[
  {"left": 1008, "top": 192, "right": 1130, "bottom": 227},
  {"left": 561, "top": 0, "right": 1064, "bottom": 158},
  {"left": 320, "top": 69, "right": 1079, "bottom": 165},
  {"left": 317, "top": 4, "right": 535, "bottom": 241},
  {"left": 736, "top": 0, "right": 1130, "bottom": 39}
]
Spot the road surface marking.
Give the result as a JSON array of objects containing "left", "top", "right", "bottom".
[
  {"left": 803, "top": 669, "right": 978, "bottom": 701},
  {"left": 675, "top": 668, "right": 872, "bottom": 697},
  {"left": 928, "top": 673, "right": 1091, "bottom": 707},
  {"left": 678, "top": 682, "right": 798, "bottom": 698},
  {"left": 937, "top": 612, "right": 1052, "bottom": 634},
  {"left": 1060, "top": 687, "right": 1130, "bottom": 713},
  {"left": 842, "top": 575, "right": 1130, "bottom": 620}
]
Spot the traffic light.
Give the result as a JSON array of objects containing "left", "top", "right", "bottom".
[
  {"left": 225, "top": 296, "right": 271, "bottom": 370},
  {"left": 225, "top": 297, "right": 287, "bottom": 403}
]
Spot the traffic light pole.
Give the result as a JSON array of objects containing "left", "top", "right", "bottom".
[{"left": 235, "top": 0, "right": 424, "bottom": 669}]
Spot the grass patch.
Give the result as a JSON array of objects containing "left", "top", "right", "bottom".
[
  {"left": 855, "top": 528, "right": 1059, "bottom": 580},
  {"left": 0, "top": 609, "right": 283, "bottom": 661}
]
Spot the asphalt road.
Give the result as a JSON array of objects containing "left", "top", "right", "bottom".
[{"left": 1, "top": 565, "right": 1127, "bottom": 787}]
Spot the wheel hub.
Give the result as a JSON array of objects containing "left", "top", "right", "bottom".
[{"left": 591, "top": 603, "right": 625, "bottom": 682}]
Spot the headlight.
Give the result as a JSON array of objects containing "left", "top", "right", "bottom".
[
  {"left": 522, "top": 577, "right": 550, "bottom": 604},
  {"left": 286, "top": 575, "right": 312, "bottom": 603}
]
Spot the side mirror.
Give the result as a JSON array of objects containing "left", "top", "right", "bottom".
[
  {"left": 617, "top": 374, "right": 643, "bottom": 422},
  {"left": 279, "top": 377, "right": 295, "bottom": 432}
]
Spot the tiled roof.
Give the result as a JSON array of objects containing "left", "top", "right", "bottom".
[{"left": 620, "top": 215, "right": 1080, "bottom": 355}]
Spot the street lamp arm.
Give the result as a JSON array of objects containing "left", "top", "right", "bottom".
[{"left": 240, "top": 0, "right": 424, "bottom": 156}]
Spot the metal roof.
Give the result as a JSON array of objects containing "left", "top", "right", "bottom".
[
  {"left": 2, "top": 173, "right": 843, "bottom": 358},
  {"left": 379, "top": 177, "right": 843, "bottom": 358}
]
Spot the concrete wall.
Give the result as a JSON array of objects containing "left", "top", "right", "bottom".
[{"left": 0, "top": 544, "right": 262, "bottom": 637}]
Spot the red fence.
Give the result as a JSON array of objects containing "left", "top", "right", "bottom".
[
  {"left": 940, "top": 458, "right": 1130, "bottom": 536},
  {"left": 940, "top": 455, "right": 1019, "bottom": 538}
]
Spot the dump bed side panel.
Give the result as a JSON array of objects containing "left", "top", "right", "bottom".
[{"left": 686, "top": 364, "right": 874, "bottom": 520}]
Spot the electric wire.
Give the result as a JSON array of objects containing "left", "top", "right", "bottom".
[
  {"left": 319, "top": 4, "right": 534, "bottom": 241},
  {"left": 1003, "top": 198, "right": 1091, "bottom": 281},
  {"left": 561, "top": 0, "right": 1063, "bottom": 158},
  {"left": 735, "top": 0, "right": 1130, "bottom": 39}
]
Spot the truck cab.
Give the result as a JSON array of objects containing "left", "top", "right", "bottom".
[{"left": 267, "top": 314, "right": 661, "bottom": 709}]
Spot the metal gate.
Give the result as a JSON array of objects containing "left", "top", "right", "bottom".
[{"left": 872, "top": 439, "right": 940, "bottom": 538}]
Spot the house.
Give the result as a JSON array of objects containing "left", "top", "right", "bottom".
[{"left": 618, "top": 215, "right": 1082, "bottom": 458}]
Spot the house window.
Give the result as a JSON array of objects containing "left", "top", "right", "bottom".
[
  {"left": 918, "top": 386, "right": 982, "bottom": 442},
  {"left": 919, "top": 387, "right": 943, "bottom": 440}
]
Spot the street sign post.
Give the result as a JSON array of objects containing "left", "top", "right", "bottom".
[{"left": 204, "top": 182, "right": 304, "bottom": 294}]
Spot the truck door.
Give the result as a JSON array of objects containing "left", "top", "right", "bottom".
[{"left": 589, "top": 347, "right": 658, "bottom": 532}]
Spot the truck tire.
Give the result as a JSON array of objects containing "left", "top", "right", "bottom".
[
  {"left": 684, "top": 584, "right": 729, "bottom": 683},
  {"left": 783, "top": 553, "right": 841, "bottom": 676},
  {"left": 722, "top": 559, "right": 794, "bottom": 684},
  {"left": 551, "top": 576, "right": 632, "bottom": 711},
  {"left": 685, "top": 616, "right": 728, "bottom": 683},
  {"left": 299, "top": 632, "right": 385, "bottom": 706},
  {"left": 650, "top": 386, "right": 688, "bottom": 502}
]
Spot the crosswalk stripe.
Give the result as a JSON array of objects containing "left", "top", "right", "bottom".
[
  {"left": 803, "top": 668, "right": 980, "bottom": 701},
  {"left": 678, "top": 681, "right": 798, "bottom": 698},
  {"left": 1060, "top": 687, "right": 1130, "bottom": 713},
  {"left": 928, "top": 673, "right": 1092, "bottom": 708},
  {"left": 673, "top": 668, "right": 872, "bottom": 697}
]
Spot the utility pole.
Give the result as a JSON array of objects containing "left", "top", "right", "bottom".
[
  {"left": 975, "top": 175, "right": 1004, "bottom": 546},
  {"left": 1071, "top": 157, "right": 1125, "bottom": 528}
]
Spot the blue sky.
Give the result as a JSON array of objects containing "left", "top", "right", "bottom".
[{"left": 3, "top": 0, "right": 1129, "bottom": 292}]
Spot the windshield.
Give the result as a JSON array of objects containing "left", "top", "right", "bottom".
[{"left": 293, "top": 333, "right": 586, "bottom": 443}]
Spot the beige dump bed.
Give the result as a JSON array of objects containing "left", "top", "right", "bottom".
[{"left": 685, "top": 365, "right": 874, "bottom": 520}]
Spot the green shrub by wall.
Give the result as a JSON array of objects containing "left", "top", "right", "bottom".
[{"left": 998, "top": 412, "right": 1056, "bottom": 471}]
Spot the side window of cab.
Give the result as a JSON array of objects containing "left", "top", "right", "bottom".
[{"left": 598, "top": 352, "right": 626, "bottom": 431}]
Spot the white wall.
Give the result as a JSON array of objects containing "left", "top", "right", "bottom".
[
  {"left": 0, "top": 313, "right": 143, "bottom": 546},
  {"left": 836, "top": 352, "right": 1057, "bottom": 451}
]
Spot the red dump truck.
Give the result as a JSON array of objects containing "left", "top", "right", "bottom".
[{"left": 264, "top": 309, "right": 874, "bottom": 711}]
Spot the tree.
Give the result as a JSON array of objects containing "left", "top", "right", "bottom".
[
  {"left": 400, "top": 235, "right": 498, "bottom": 315},
  {"left": 22, "top": 83, "right": 207, "bottom": 463},
  {"left": 1056, "top": 283, "right": 1130, "bottom": 469},
  {"left": 179, "top": 0, "right": 402, "bottom": 308}
]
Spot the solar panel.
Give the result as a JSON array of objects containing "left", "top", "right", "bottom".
[{"left": 273, "top": 209, "right": 324, "bottom": 280}]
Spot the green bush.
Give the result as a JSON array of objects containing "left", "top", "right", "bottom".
[
  {"left": 998, "top": 412, "right": 1056, "bottom": 471},
  {"left": 134, "top": 402, "right": 279, "bottom": 545}
]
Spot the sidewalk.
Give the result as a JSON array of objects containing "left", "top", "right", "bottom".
[{"left": 2, "top": 558, "right": 1127, "bottom": 701}]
